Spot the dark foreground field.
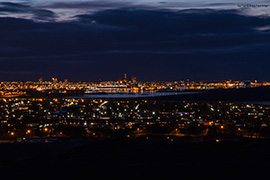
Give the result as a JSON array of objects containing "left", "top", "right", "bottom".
[
  {"left": 151, "top": 86, "right": 270, "bottom": 102},
  {"left": 0, "top": 138, "right": 270, "bottom": 178}
]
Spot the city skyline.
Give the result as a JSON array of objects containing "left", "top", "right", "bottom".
[
  {"left": 1, "top": 1, "right": 270, "bottom": 81},
  {"left": 1, "top": 74, "right": 269, "bottom": 99}
]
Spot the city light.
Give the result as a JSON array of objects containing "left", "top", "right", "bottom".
[
  {"left": 1, "top": 76, "right": 268, "bottom": 98},
  {"left": 0, "top": 97, "right": 268, "bottom": 141},
  {"left": 1, "top": 1, "right": 270, "bottom": 176}
]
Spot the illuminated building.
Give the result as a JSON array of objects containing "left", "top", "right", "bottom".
[{"left": 131, "top": 76, "right": 137, "bottom": 84}]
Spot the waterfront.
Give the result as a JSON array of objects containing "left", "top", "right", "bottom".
[
  {"left": 70, "top": 91, "right": 199, "bottom": 99},
  {"left": 1, "top": 77, "right": 268, "bottom": 99}
]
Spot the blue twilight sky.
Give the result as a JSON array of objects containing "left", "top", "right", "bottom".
[{"left": 1, "top": 0, "right": 270, "bottom": 81}]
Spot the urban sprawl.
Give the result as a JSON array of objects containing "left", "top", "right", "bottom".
[{"left": 0, "top": 76, "right": 270, "bottom": 142}]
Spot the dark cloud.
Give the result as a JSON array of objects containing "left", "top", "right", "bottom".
[
  {"left": 39, "top": 1, "right": 132, "bottom": 9},
  {"left": 1, "top": 8, "right": 270, "bottom": 81},
  {"left": 77, "top": 9, "right": 269, "bottom": 34},
  {"left": 0, "top": 2, "right": 55, "bottom": 21}
]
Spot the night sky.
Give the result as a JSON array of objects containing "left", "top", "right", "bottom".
[{"left": 1, "top": 0, "right": 270, "bottom": 82}]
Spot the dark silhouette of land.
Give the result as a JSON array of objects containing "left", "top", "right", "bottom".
[
  {"left": 146, "top": 86, "right": 270, "bottom": 102},
  {"left": 1, "top": 138, "right": 270, "bottom": 178}
]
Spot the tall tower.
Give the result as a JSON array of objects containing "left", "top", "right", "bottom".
[{"left": 124, "top": 73, "right": 127, "bottom": 83}]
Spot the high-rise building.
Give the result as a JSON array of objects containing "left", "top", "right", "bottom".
[
  {"left": 124, "top": 73, "right": 127, "bottom": 83},
  {"left": 186, "top": 78, "right": 190, "bottom": 86},
  {"left": 38, "top": 77, "right": 43, "bottom": 83},
  {"left": 131, "top": 76, "right": 137, "bottom": 84},
  {"left": 52, "top": 77, "right": 58, "bottom": 84}
]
